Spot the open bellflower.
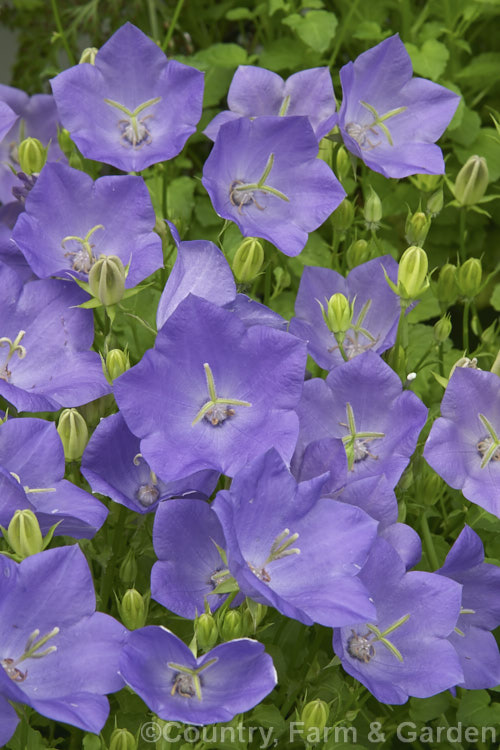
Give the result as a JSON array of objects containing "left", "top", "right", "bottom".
[
  {"left": 0, "top": 546, "right": 126, "bottom": 744},
  {"left": 438, "top": 526, "right": 500, "bottom": 689},
  {"left": 202, "top": 116, "right": 345, "bottom": 256},
  {"left": 114, "top": 294, "right": 306, "bottom": 480},
  {"left": 12, "top": 162, "right": 162, "bottom": 285},
  {"left": 0, "top": 263, "right": 110, "bottom": 412},
  {"left": 333, "top": 537, "right": 463, "bottom": 704},
  {"left": 204, "top": 65, "right": 337, "bottom": 141},
  {"left": 213, "top": 449, "right": 378, "bottom": 627},
  {"left": 338, "top": 34, "right": 460, "bottom": 178},
  {"left": 0, "top": 101, "right": 18, "bottom": 142},
  {"left": 51, "top": 23, "right": 204, "bottom": 172},
  {"left": 120, "top": 627, "right": 277, "bottom": 724},
  {"left": 424, "top": 368, "right": 500, "bottom": 516}
]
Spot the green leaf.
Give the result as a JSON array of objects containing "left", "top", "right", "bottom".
[
  {"left": 193, "top": 43, "right": 248, "bottom": 68},
  {"left": 226, "top": 6, "right": 254, "bottom": 19},
  {"left": 450, "top": 107, "right": 481, "bottom": 147},
  {"left": 282, "top": 10, "right": 338, "bottom": 53},
  {"left": 167, "top": 176, "right": 196, "bottom": 226},
  {"left": 409, "top": 692, "right": 452, "bottom": 722},
  {"left": 455, "top": 128, "right": 500, "bottom": 181},
  {"left": 407, "top": 287, "right": 441, "bottom": 323},
  {"left": 268, "top": 0, "right": 288, "bottom": 13},
  {"left": 352, "top": 21, "right": 391, "bottom": 41},
  {"left": 250, "top": 704, "right": 286, "bottom": 736},
  {"left": 405, "top": 40, "right": 450, "bottom": 80},
  {"left": 457, "top": 52, "right": 500, "bottom": 81},
  {"left": 491, "top": 284, "right": 500, "bottom": 311}
]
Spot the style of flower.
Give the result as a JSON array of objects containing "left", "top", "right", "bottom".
[
  {"left": 338, "top": 34, "right": 460, "bottom": 178},
  {"left": 51, "top": 23, "right": 204, "bottom": 172},
  {"left": 202, "top": 116, "right": 345, "bottom": 256},
  {"left": 423, "top": 368, "right": 500, "bottom": 517},
  {"left": 119, "top": 627, "right": 276, "bottom": 724},
  {"left": 204, "top": 65, "right": 337, "bottom": 141}
]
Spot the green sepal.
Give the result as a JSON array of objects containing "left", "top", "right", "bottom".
[{"left": 209, "top": 576, "right": 239, "bottom": 596}]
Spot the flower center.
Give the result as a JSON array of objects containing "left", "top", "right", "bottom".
[
  {"left": 168, "top": 657, "right": 218, "bottom": 701},
  {"left": 476, "top": 414, "right": 500, "bottom": 469},
  {"left": 192, "top": 363, "right": 252, "bottom": 428},
  {"left": 61, "top": 224, "right": 104, "bottom": 274},
  {"left": 0, "top": 330, "right": 27, "bottom": 382},
  {"left": 133, "top": 453, "right": 160, "bottom": 507},
  {"left": 2, "top": 626, "right": 59, "bottom": 683},
  {"left": 229, "top": 153, "right": 289, "bottom": 214},
  {"left": 340, "top": 403, "right": 385, "bottom": 471},
  {"left": 345, "top": 101, "right": 406, "bottom": 150},
  {"left": 104, "top": 97, "right": 161, "bottom": 149},
  {"left": 248, "top": 528, "right": 300, "bottom": 584},
  {"left": 347, "top": 614, "right": 410, "bottom": 663}
]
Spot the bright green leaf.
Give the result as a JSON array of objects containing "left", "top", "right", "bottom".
[
  {"left": 405, "top": 39, "right": 450, "bottom": 80},
  {"left": 282, "top": 10, "right": 337, "bottom": 54}
]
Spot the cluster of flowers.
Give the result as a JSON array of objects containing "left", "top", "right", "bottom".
[{"left": 0, "top": 20, "right": 499, "bottom": 744}]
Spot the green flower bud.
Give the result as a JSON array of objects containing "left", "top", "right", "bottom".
[
  {"left": 6, "top": 509, "right": 43, "bottom": 558},
  {"left": 482, "top": 321, "right": 498, "bottom": 347},
  {"left": 434, "top": 315, "right": 452, "bottom": 343},
  {"left": 79, "top": 47, "right": 98, "bottom": 65},
  {"left": 436, "top": 263, "right": 458, "bottom": 307},
  {"left": 336, "top": 145, "right": 350, "bottom": 183},
  {"left": 318, "top": 136, "right": 333, "bottom": 168},
  {"left": 405, "top": 210, "right": 431, "bottom": 247},
  {"left": 119, "top": 588, "right": 148, "bottom": 630},
  {"left": 109, "top": 728, "right": 137, "bottom": 750},
  {"left": 220, "top": 610, "right": 243, "bottom": 641},
  {"left": 411, "top": 173, "right": 441, "bottom": 192},
  {"left": 330, "top": 198, "right": 354, "bottom": 232},
  {"left": 242, "top": 601, "right": 267, "bottom": 632},
  {"left": 300, "top": 699, "right": 329, "bottom": 738},
  {"left": 57, "top": 408, "right": 88, "bottom": 461},
  {"left": 454, "top": 155, "right": 489, "bottom": 206},
  {"left": 346, "top": 238, "right": 371, "bottom": 269},
  {"left": 88, "top": 255, "right": 126, "bottom": 306},
  {"left": 456, "top": 257, "right": 482, "bottom": 299},
  {"left": 195, "top": 613, "right": 218, "bottom": 651},
  {"left": 232, "top": 237, "right": 264, "bottom": 283},
  {"left": 397, "top": 246, "right": 429, "bottom": 301},
  {"left": 106, "top": 348, "right": 130, "bottom": 381},
  {"left": 323, "top": 293, "right": 353, "bottom": 337},
  {"left": 57, "top": 128, "right": 74, "bottom": 158},
  {"left": 119, "top": 549, "right": 138, "bottom": 585},
  {"left": 363, "top": 186, "right": 382, "bottom": 230},
  {"left": 426, "top": 188, "right": 444, "bottom": 217},
  {"left": 18, "top": 137, "right": 47, "bottom": 175}
]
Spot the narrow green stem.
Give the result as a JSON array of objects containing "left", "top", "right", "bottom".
[
  {"left": 162, "top": 0, "right": 187, "bottom": 52},
  {"left": 100, "top": 505, "right": 127, "bottom": 611},
  {"left": 421, "top": 513, "right": 439, "bottom": 570},
  {"left": 329, "top": 0, "right": 360, "bottom": 66},
  {"left": 147, "top": 0, "right": 160, "bottom": 40},
  {"left": 50, "top": 0, "right": 75, "bottom": 65},
  {"left": 337, "top": 338, "right": 349, "bottom": 362},
  {"left": 459, "top": 208, "right": 467, "bottom": 264},
  {"left": 463, "top": 299, "right": 470, "bottom": 353}
]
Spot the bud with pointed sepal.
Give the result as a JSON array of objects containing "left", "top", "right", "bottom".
[
  {"left": 18, "top": 137, "right": 48, "bottom": 175},
  {"left": 456, "top": 257, "right": 482, "bottom": 299},
  {"left": 232, "top": 237, "right": 264, "bottom": 283},
  {"left": 57, "top": 408, "right": 89, "bottom": 461},
  {"left": 454, "top": 155, "right": 489, "bottom": 206},
  {"left": 89, "top": 255, "right": 126, "bottom": 307}
]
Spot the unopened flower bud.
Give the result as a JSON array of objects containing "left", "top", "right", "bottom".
[
  {"left": 456, "top": 257, "right": 482, "bottom": 299},
  {"left": 411, "top": 173, "right": 441, "bottom": 192},
  {"left": 336, "top": 145, "right": 350, "bottom": 183},
  {"left": 436, "top": 263, "right": 458, "bottom": 307},
  {"left": 6, "top": 509, "right": 43, "bottom": 558},
  {"left": 318, "top": 137, "right": 333, "bottom": 168},
  {"left": 58, "top": 128, "right": 74, "bottom": 156},
  {"left": 220, "top": 610, "right": 243, "bottom": 641},
  {"left": 301, "top": 699, "right": 329, "bottom": 737},
  {"left": 79, "top": 47, "right": 98, "bottom": 65},
  {"left": 434, "top": 315, "right": 452, "bottom": 343},
  {"left": 405, "top": 210, "right": 431, "bottom": 247},
  {"left": 242, "top": 601, "right": 267, "bottom": 632},
  {"left": 346, "top": 238, "right": 370, "bottom": 269},
  {"left": 106, "top": 348, "right": 130, "bottom": 381},
  {"left": 426, "top": 188, "right": 443, "bottom": 217},
  {"left": 330, "top": 198, "right": 354, "bottom": 232},
  {"left": 18, "top": 137, "right": 47, "bottom": 175},
  {"left": 195, "top": 613, "right": 218, "bottom": 651},
  {"left": 232, "top": 237, "right": 264, "bottom": 283},
  {"left": 57, "top": 408, "right": 88, "bottom": 461},
  {"left": 363, "top": 186, "right": 382, "bottom": 230},
  {"left": 323, "top": 293, "right": 352, "bottom": 337},
  {"left": 119, "top": 549, "right": 138, "bottom": 585},
  {"left": 109, "top": 728, "right": 137, "bottom": 750},
  {"left": 482, "top": 321, "right": 498, "bottom": 347},
  {"left": 89, "top": 255, "right": 126, "bottom": 306},
  {"left": 454, "top": 155, "right": 489, "bottom": 206},
  {"left": 397, "top": 246, "right": 429, "bottom": 301},
  {"left": 119, "top": 588, "right": 148, "bottom": 630}
]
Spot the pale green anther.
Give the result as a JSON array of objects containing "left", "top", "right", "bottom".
[
  {"left": 61, "top": 223, "right": 105, "bottom": 263},
  {"left": 454, "top": 626, "right": 465, "bottom": 637},
  {"left": 478, "top": 413, "right": 500, "bottom": 469},
  {"left": 233, "top": 152, "right": 290, "bottom": 203},
  {"left": 365, "top": 613, "right": 410, "bottom": 662},
  {"left": 192, "top": 362, "right": 252, "bottom": 426},
  {"left": 279, "top": 95, "right": 291, "bottom": 117},
  {"left": 460, "top": 608, "right": 476, "bottom": 615},
  {"left": 359, "top": 101, "right": 407, "bottom": 147},
  {"left": 18, "top": 627, "right": 59, "bottom": 663},
  {"left": 168, "top": 657, "right": 218, "bottom": 701}
]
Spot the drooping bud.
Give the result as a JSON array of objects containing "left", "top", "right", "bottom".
[
  {"left": 220, "top": 610, "right": 243, "bottom": 641},
  {"left": 363, "top": 186, "right": 382, "bottom": 230},
  {"left": 6, "top": 509, "right": 44, "bottom": 558},
  {"left": 79, "top": 47, "right": 98, "bottom": 65},
  {"left": 336, "top": 145, "right": 350, "bottom": 183},
  {"left": 405, "top": 209, "right": 431, "bottom": 247},
  {"left": 346, "top": 238, "right": 371, "bottom": 269},
  {"left": 18, "top": 137, "right": 47, "bottom": 175},
  {"left": 454, "top": 155, "right": 489, "bottom": 206},
  {"left": 118, "top": 589, "right": 148, "bottom": 630},
  {"left": 119, "top": 549, "right": 138, "bottom": 585},
  {"left": 195, "top": 613, "right": 218, "bottom": 651},
  {"left": 330, "top": 198, "right": 354, "bottom": 232},
  {"left": 109, "top": 728, "right": 137, "bottom": 750},
  {"left": 426, "top": 188, "right": 444, "bottom": 217},
  {"left": 300, "top": 699, "right": 329, "bottom": 739},
  {"left": 434, "top": 315, "right": 452, "bottom": 343},
  {"left": 105, "top": 348, "right": 130, "bottom": 381},
  {"left": 88, "top": 255, "right": 126, "bottom": 306},
  {"left": 322, "top": 293, "right": 353, "bottom": 339},
  {"left": 232, "top": 237, "right": 264, "bottom": 283},
  {"left": 436, "top": 263, "right": 458, "bottom": 307},
  {"left": 57, "top": 408, "right": 88, "bottom": 461},
  {"left": 456, "top": 257, "right": 482, "bottom": 299},
  {"left": 396, "top": 246, "right": 429, "bottom": 302}
]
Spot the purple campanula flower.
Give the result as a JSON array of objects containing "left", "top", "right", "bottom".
[
  {"left": 51, "top": 23, "right": 204, "bottom": 172},
  {"left": 120, "top": 627, "right": 276, "bottom": 724},
  {"left": 338, "top": 34, "right": 460, "bottom": 178},
  {"left": 293, "top": 351, "right": 428, "bottom": 488},
  {"left": 0, "top": 100, "right": 18, "bottom": 142},
  {"left": 202, "top": 116, "right": 345, "bottom": 257},
  {"left": 0, "top": 263, "right": 110, "bottom": 412},
  {"left": 81, "top": 412, "right": 218, "bottom": 514},
  {"left": 0, "top": 85, "right": 63, "bottom": 204},
  {"left": 424, "top": 368, "right": 500, "bottom": 516},
  {"left": 0, "top": 202, "right": 34, "bottom": 282},
  {"left": 437, "top": 525, "right": 500, "bottom": 689},
  {"left": 289, "top": 255, "right": 400, "bottom": 370},
  {"left": 114, "top": 294, "right": 306, "bottom": 480},
  {"left": 0, "top": 546, "right": 126, "bottom": 743},
  {"left": 204, "top": 66, "right": 337, "bottom": 142},
  {"left": 12, "top": 162, "right": 162, "bottom": 285},
  {"left": 0, "top": 416, "right": 107, "bottom": 538},
  {"left": 213, "top": 449, "right": 377, "bottom": 627},
  {"left": 333, "top": 537, "right": 463, "bottom": 704}
]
